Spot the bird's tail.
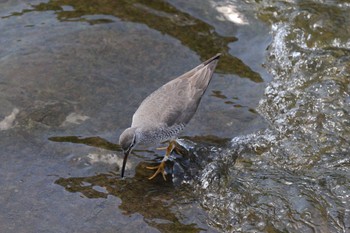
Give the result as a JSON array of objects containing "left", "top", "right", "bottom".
[
  {"left": 203, "top": 53, "right": 221, "bottom": 66},
  {"left": 191, "top": 53, "right": 221, "bottom": 94},
  {"left": 176, "top": 53, "right": 221, "bottom": 81}
]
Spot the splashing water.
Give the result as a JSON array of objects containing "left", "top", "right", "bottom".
[{"left": 194, "top": 1, "right": 350, "bottom": 232}]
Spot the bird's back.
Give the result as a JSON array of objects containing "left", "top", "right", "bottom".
[{"left": 132, "top": 54, "right": 220, "bottom": 129}]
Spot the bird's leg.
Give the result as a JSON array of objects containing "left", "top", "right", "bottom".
[
  {"left": 156, "top": 142, "right": 182, "bottom": 155},
  {"left": 147, "top": 141, "right": 176, "bottom": 180}
]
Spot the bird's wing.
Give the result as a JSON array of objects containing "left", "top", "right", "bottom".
[{"left": 131, "top": 61, "right": 216, "bottom": 128}]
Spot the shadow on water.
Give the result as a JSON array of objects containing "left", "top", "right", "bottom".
[
  {"left": 3, "top": 0, "right": 263, "bottom": 82},
  {"left": 55, "top": 172, "right": 202, "bottom": 232},
  {"left": 48, "top": 135, "right": 225, "bottom": 232},
  {"left": 49, "top": 136, "right": 122, "bottom": 151}
]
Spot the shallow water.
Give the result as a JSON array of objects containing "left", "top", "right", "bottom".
[{"left": 0, "top": 0, "right": 349, "bottom": 232}]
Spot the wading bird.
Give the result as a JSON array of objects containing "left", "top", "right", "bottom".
[{"left": 119, "top": 54, "right": 221, "bottom": 180}]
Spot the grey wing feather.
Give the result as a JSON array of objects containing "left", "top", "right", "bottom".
[{"left": 132, "top": 57, "right": 218, "bottom": 128}]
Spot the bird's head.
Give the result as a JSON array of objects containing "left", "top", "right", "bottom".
[{"left": 119, "top": 127, "right": 138, "bottom": 177}]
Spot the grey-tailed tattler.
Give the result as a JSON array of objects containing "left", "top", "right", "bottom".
[{"left": 119, "top": 53, "right": 221, "bottom": 180}]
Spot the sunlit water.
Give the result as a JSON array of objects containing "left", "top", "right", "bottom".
[{"left": 0, "top": 0, "right": 349, "bottom": 233}]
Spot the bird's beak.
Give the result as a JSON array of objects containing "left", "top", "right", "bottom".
[{"left": 121, "top": 149, "right": 131, "bottom": 178}]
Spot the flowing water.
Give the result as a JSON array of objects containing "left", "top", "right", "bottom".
[
  {"left": 194, "top": 1, "right": 350, "bottom": 232},
  {"left": 0, "top": 0, "right": 349, "bottom": 232}
]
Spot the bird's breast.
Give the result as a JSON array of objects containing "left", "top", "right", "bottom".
[{"left": 138, "top": 123, "right": 186, "bottom": 145}]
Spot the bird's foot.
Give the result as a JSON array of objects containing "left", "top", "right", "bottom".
[{"left": 146, "top": 161, "right": 167, "bottom": 180}]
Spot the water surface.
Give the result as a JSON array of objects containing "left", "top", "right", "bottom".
[{"left": 0, "top": 0, "right": 349, "bottom": 232}]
